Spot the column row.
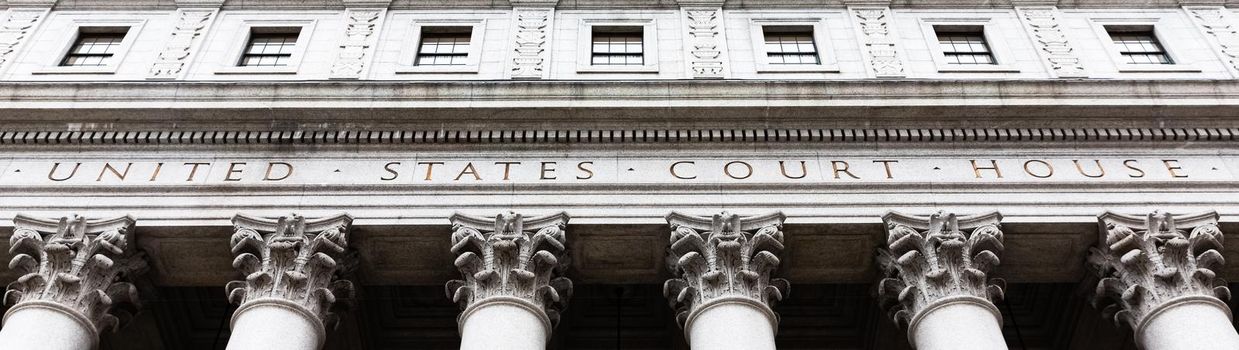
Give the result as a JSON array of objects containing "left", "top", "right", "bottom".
[{"left": 0, "top": 210, "right": 1236, "bottom": 350}]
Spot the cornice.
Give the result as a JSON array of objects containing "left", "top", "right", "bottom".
[{"left": 0, "top": 80, "right": 1238, "bottom": 130}]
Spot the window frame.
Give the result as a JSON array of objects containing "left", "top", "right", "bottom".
[
  {"left": 1088, "top": 17, "right": 1200, "bottom": 73},
  {"left": 395, "top": 19, "right": 485, "bottom": 74},
  {"left": 748, "top": 18, "right": 838, "bottom": 73},
  {"left": 34, "top": 19, "right": 145, "bottom": 75},
  {"left": 917, "top": 17, "right": 1019, "bottom": 73},
  {"left": 576, "top": 18, "right": 659, "bottom": 73},
  {"left": 215, "top": 20, "right": 316, "bottom": 75}
]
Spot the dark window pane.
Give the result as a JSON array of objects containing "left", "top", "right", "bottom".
[
  {"left": 763, "top": 29, "right": 820, "bottom": 65},
  {"left": 60, "top": 32, "right": 126, "bottom": 67},
  {"left": 936, "top": 29, "right": 997, "bottom": 66},
  {"left": 238, "top": 31, "right": 299, "bottom": 67}
]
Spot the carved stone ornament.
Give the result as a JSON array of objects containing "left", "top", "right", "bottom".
[
  {"left": 851, "top": 7, "right": 904, "bottom": 78},
  {"left": 226, "top": 214, "right": 355, "bottom": 336},
  {"left": 147, "top": 9, "right": 214, "bottom": 79},
  {"left": 1186, "top": 6, "right": 1239, "bottom": 76},
  {"left": 5, "top": 215, "right": 145, "bottom": 341},
  {"left": 446, "top": 211, "right": 572, "bottom": 334},
  {"left": 877, "top": 211, "right": 1005, "bottom": 330},
  {"left": 684, "top": 8, "right": 725, "bottom": 79},
  {"left": 329, "top": 8, "right": 384, "bottom": 79},
  {"left": 1089, "top": 211, "right": 1231, "bottom": 333},
  {"left": 510, "top": 8, "right": 551, "bottom": 79},
  {"left": 663, "top": 211, "right": 789, "bottom": 331},
  {"left": 0, "top": 9, "right": 47, "bottom": 73},
  {"left": 1016, "top": 6, "right": 1087, "bottom": 78}
]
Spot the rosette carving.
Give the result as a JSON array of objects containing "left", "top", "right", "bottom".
[
  {"left": 877, "top": 211, "right": 1005, "bottom": 328},
  {"left": 4, "top": 214, "right": 144, "bottom": 336},
  {"left": 226, "top": 214, "right": 354, "bottom": 329},
  {"left": 663, "top": 211, "right": 789, "bottom": 329},
  {"left": 446, "top": 211, "right": 572, "bottom": 329},
  {"left": 1089, "top": 211, "right": 1230, "bottom": 330}
]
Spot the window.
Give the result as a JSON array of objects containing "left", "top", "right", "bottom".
[
  {"left": 238, "top": 28, "right": 299, "bottom": 67},
  {"left": 415, "top": 27, "right": 471, "bottom": 66},
  {"left": 591, "top": 26, "right": 643, "bottom": 66},
  {"left": 1107, "top": 27, "right": 1172, "bottom": 65},
  {"left": 60, "top": 28, "right": 127, "bottom": 67},
  {"left": 762, "top": 26, "right": 819, "bottom": 65},
  {"left": 935, "top": 26, "right": 995, "bottom": 65}
]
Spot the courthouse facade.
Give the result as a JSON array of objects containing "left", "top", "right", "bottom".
[{"left": 0, "top": 0, "right": 1238, "bottom": 349}]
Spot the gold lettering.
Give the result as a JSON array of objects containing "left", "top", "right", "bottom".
[
  {"left": 830, "top": 161, "right": 859, "bottom": 179},
  {"left": 418, "top": 162, "right": 444, "bottom": 181},
  {"left": 1163, "top": 160, "right": 1188, "bottom": 178},
  {"left": 1123, "top": 160, "right": 1146, "bottom": 178},
  {"left": 455, "top": 162, "right": 482, "bottom": 181},
  {"left": 96, "top": 162, "right": 133, "bottom": 181},
  {"left": 540, "top": 162, "right": 558, "bottom": 180},
  {"left": 48, "top": 162, "right": 81, "bottom": 182},
  {"left": 381, "top": 162, "right": 401, "bottom": 181},
  {"left": 1023, "top": 160, "right": 1053, "bottom": 178},
  {"left": 1072, "top": 160, "right": 1105, "bottom": 178},
  {"left": 724, "top": 161, "right": 753, "bottom": 180},
  {"left": 495, "top": 161, "right": 522, "bottom": 181},
  {"left": 779, "top": 161, "right": 807, "bottom": 179},
  {"left": 184, "top": 162, "right": 210, "bottom": 182},
  {"left": 873, "top": 160, "right": 898, "bottom": 179},
  {"left": 224, "top": 162, "right": 247, "bottom": 182},
  {"left": 576, "top": 161, "right": 594, "bottom": 180},
  {"left": 670, "top": 161, "right": 696, "bottom": 179},
  {"left": 970, "top": 160, "right": 1002, "bottom": 179},
  {"left": 264, "top": 162, "right": 293, "bottom": 181},
  {"left": 149, "top": 162, "right": 164, "bottom": 182}
]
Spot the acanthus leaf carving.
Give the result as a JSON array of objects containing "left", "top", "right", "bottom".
[
  {"left": 148, "top": 9, "right": 214, "bottom": 79},
  {"left": 329, "top": 9, "right": 384, "bottom": 79},
  {"left": 877, "top": 211, "right": 1005, "bottom": 329},
  {"left": 1016, "top": 6, "right": 1087, "bottom": 78},
  {"left": 446, "top": 211, "right": 573, "bottom": 330},
  {"left": 1089, "top": 211, "right": 1230, "bottom": 332},
  {"left": 663, "top": 211, "right": 788, "bottom": 330},
  {"left": 852, "top": 7, "right": 904, "bottom": 78},
  {"left": 0, "top": 9, "right": 46, "bottom": 73},
  {"left": 685, "top": 8, "right": 725, "bottom": 79},
  {"left": 1187, "top": 6, "right": 1239, "bottom": 76},
  {"left": 510, "top": 8, "right": 551, "bottom": 79},
  {"left": 226, "top": 213, "right": 355, "bottom": 330},
  {"left": 4, "top": 214, "right": 145, "bottom": 338}
]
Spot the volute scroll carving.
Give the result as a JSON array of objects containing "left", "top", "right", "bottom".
[
  {"left": 226, "top": 213, "right": 356, "bottom": 333},
  {"left": 877, "top": 211, "right": 1005, "bottom": 330},
  {"left": 445, "top": 211, "right": 573, "bottom": 333},
  {"left": 4, "top": 214, "right": 145, "bottom": 339},
  {"left": 663, "top": 211, "right": 789, "bottom": 331},
  {"left": 1089, "top": 211, "right": 1231, "bottom": 333}
]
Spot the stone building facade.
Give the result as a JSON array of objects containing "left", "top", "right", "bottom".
[{"left": 0, "top": 0, "right": 1237, "bottom": 349}]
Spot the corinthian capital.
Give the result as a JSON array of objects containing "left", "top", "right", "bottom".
[
  {"left": 663, "top": 211, "right": 789, "bottom": 329},
  {"left": 446, "top": 211, "right": 573, "bottom": 330},
  {"left": 226, "top": 214, "right": 355, "bottom": 330},
  {"left": 4, "top": 214, "right": 144, "bottom": 336},
  {"left": 877, "top": 211, "right": 1005, "bottom": 328},
  {"left": 1089, "top": 211, "right": 1231, "bottom": 331}
]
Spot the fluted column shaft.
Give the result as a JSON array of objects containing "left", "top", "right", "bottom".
[
  {"left": 447, "top": 212, "right": 573, "bottom": 350},
  {"left": 224, "top": 214, "right": 355, "bottom": 350},
  {"left": 664, "top": 211, "right": 789, "bottom": 350},
  {"left": 0, "top": 215, "right": 144, "bottom": 350},
  {"left": 877, "top": 211, "right": 1007, "bottom": 350},
  {"left": 1091, "top": 211, "right": 1239, "bottom": 350}
]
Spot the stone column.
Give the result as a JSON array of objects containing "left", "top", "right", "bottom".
[
  {"left": 663, "top": 211, "right": 789, "bottom": 350},
  {"left": 0, "top": 215, "right": 145, "bottom": 350},
  {"left": 1090, "top": 211, "right": 1239, "bottom": 350},
  {"left": 877, "top": 211, "right": 1007, "bottom": 350},
  {"left": 446, "top": 211, "right": 573, "bottom": 350},
  {"left": 225, "top": 214, "right": 355, "bottom": 350}
]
